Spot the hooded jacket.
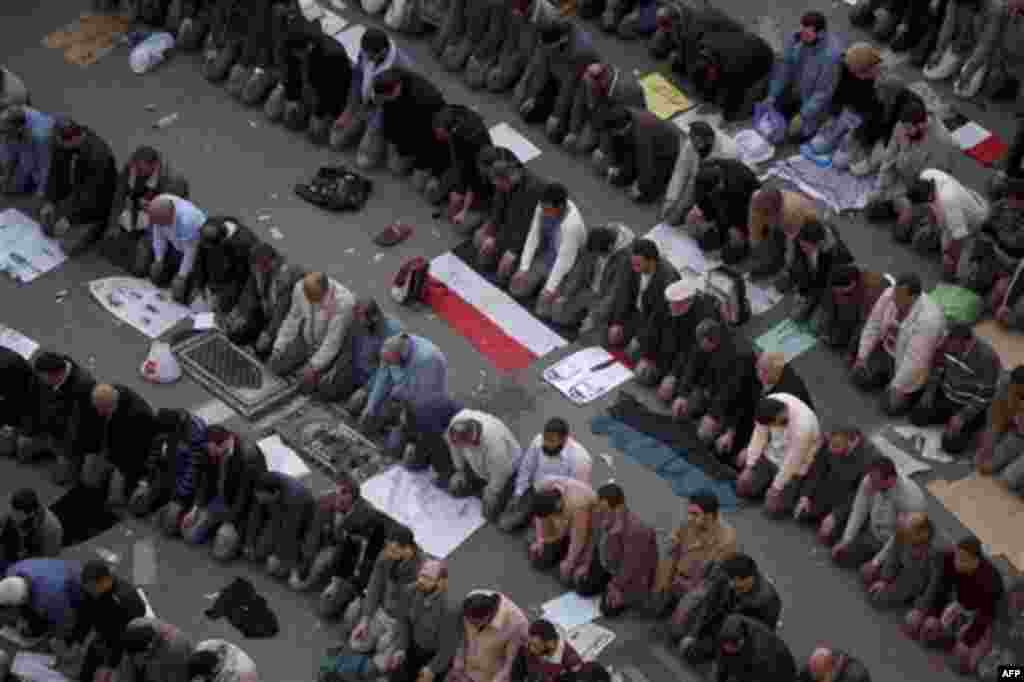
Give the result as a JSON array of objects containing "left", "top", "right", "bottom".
[
  {"left": 378, "top": 68, "right": 447, "bottom": 168},
  {"left": 192, "top": 218, "right": 261, "bottom": 312},
  {"left": 0, "top": 347, "right": 41, "bottom": 433},
  {"left": 857, "top": 288, "right": 947, "bottom": 394},
  {"left": 768, "top": 31, "right": 845, "bottom": 125},
  {"left": 5, "top": 559, "right": 83, "bottom": 636},
  {"left": 110, "top": 150, "right": 190, "bottom": 232},
  {"left": 45, "top": 124, "right": 118, "bottom": 225},
  {"left": 714, "top": 614, "right": 797, "bottom": 682}
]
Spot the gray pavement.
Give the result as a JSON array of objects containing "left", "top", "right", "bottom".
[{"left": 2, "top": 0, "right": 1019, "bottom": 680}]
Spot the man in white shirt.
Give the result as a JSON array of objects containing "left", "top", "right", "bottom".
[
  {"left": 444, "top": 411, "right": 523, "bottom": 521},
  {"left": 499, "top": 418, "right": 593, "bottom": 532},
  {"left": 903, "top": 170, "right": 990, "bottom": 279},
  {"left": 145, "top": 194, "right": 207, "bottom": 303}
]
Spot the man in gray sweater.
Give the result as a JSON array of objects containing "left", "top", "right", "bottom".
[
  {"left": 908, "top": 323, "right": 1002, "bottom": 454},
  {"left": 828, "top": 455, "right": 927, "bottom": 574}
]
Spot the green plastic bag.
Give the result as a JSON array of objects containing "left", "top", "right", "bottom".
[{"left": 929, "top": 284, "right": 983, "bottom": 325}]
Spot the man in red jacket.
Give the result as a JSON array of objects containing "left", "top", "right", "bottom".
[{"left": 512, "top": 618, "right": 583, "bottom": 682}]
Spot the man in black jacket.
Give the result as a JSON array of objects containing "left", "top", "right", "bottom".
[
  {"left": 192, "top": 217, "right": 261, "bottom": 316},
  {"left": 224, "top": 244, "right": 305, "bottom": 355},
  {"left": 473, "top": 151, "right": 548, "bottom": 270},
  {"left": 594, "top": 106, "right": 681, "bottom": 203},
  {"left": 671, "top": 554, "right": 782, "bottom": 664},
  {"left": 670, "top": 320, "right": 757, "bottom": 446},
  {"left": 40, "top": 119, "right": 117, "bottom": 257},
  {"left": 67, "top": 561, "right": 146, "bottom": 682},
  {"left": 0, "top": 347, "right": 42, "bottom": 461},
  {"left": 181, "top": 426, "right": 267, "bottom": 562},
  {"left": 436, "top": 0, "right": 503, "bottom": 75},
  {"left": 374, "top": 68, "right": 447, "bottom": 180},
  {"left": 33, "top": 352, "right": 97, "bottom": 485},
  {"left": 794, "top": 428, "right": 873, "bottom": 529},
  {"left": 202, "top": 0, "right": 248, "bottom": 82},
  {"left": 428, "top": 105, "right": 493, "bottom": 237},
  {"left": 606, "top": 239, "right": 679, "bottom": 360},
  {"left": 686, "top": 159, "right": 760, "bottom": 261},
  {"left": 784, "top": 220, "right": 853, "bottom": 322},
  {"left": 713, "top": 613, "right": 797, "bottom": 682},
  {"left": 647, "top": 279, "right": 723, "bottom": 390},
  {"left": 243, "top": 470, "right": 316, "bottom": 580},
  {"left": 690, "top": 31, "right": 775, "bottom": 122}
]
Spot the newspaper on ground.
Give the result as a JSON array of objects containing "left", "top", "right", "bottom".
[
  {"left": 567, "top": 622, "right": 617, "bottom": 661},
  {"left": 258, "top": 434, "right": 312, "bottom": 478},
  {"left": 89, "top": 276, "right": 203, "bottom": 339},
  {"left": 488, "top": 123, "right": 542, "bottom": 163},
  {"left": 762, "top": 155, "right": 876, "bottom": 214},
  {"left": 542, "top": 592, "right": 603, "bottom": 631},
  {"left": 0, "top": 208, "right": 67, "bottom": 283},
  {"left": 544, "top": 347, "right": 634, "bottom": 404}
]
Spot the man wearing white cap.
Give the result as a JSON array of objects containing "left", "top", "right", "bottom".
[{"left": 637, "top": 278, "right": 721, "bottom": 388}]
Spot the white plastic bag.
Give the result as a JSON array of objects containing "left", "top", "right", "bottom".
[
  {"left": 130, "top": 32, "right": 176, "bottom": 75},
  {"left": 140, "top": 340, "right": 181, "bottom": 384}
]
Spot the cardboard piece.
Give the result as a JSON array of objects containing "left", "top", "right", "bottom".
[
  {"left": 975, "top": 319, "right": 1024, "bottom": 369},
  {"left": 638, "top": 73, "right": 693, "bottom": 120},
  {"left": 927, "top": 474, "right": 1024, "bottom": 571},
  {"left": 43, "top": 14, "right": 130, "bottom": 66}
]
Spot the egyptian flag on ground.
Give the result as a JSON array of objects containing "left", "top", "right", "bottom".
[
  {"left": 945, "top": 112, "right": 1009, "bottom": 166},
  {"left": 425, "top": 252, "right": 568, "bottom": 372}
]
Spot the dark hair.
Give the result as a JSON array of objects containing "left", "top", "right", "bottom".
[
  {"left": 250, "top": 242, "right": 279, "bottom": 266},
  {"left": 361, "top": 27, "right": 390, "bottom": 54},
  {"left": 201, "top": 218, "right": 229, "bottom": 243},
  {"left": 433, "top": 106, "right": 459, "bottom": 132},
  {"left": 529, "top": 618, "right": 558, "bottom": 641},
  {"left": 631, "top": 238, "right": 659, "bottom": 261},
  {"left": 800, "top": 10, "right": 827, "bottom": 31},
  {"left": 10, "top": 488, "right": 39, "bottom": 513},
  {"left": 388, "top": 524, "right": 416, "bottom": 548},
  {"left": 576, "top": 663, "right": 611, "bottom": 682},
  {"left": 894, "top": 272, "right": 923, "bottom": 297},
  {"left": 539, "top": 21, "right": 570, "bottom": 45},
  {"left": 81, "top": 560, "right": 113, "bottom": 585},
  {"left": 947, "top": 322, "right": 974, "bottom": 340},
  {"left": 596, "top": 105, "right": 631, "bottom": 132},
  {"left": 868, "top": 455, "right": 897, "bottom": 480},
  {"left": 1011, "top": 365, "right": 1024, "bottom": 385},
  {"left": 906, "top": 177, "right": 936, "bottom": 205},
  {"left": 130, "top": 146, "right": 160, "bottom": 165},
  {"left": 532, "top": 489, "right": 563, "bottom": 518},
  {"left": 754, "top": 397, "right": 787, "bottom": 425},
  {"left": 33, "top": 351, "right": 66, "bottom": 373},
  {"left": 543, "top": 417, "right": 570, "bottom": 438},
  {"left": 798, "top": 220, "right": 826, "bottom": 244},
  {"left": 695, "top": 163, "right": 724, "bottom": 195},
  {"left": 122, "top": 622, "right": 158, "bottom": 653},
  {"left": 689, "top": 490, "right": 720, "bottom": 515},
  {"left": 721, "top": 553, "right": 758, "bottom": 580},
  {"left": 597, "top": 483, "right": 625, "bottom": 508},
  {"left": 187, "top": 651, "right": 220, "bottom": 679},
  {"left": 463, "top": 592, "right": 500, "bottom": 619},
  {"left": 372, "top": 69, "right": 403, "bottom": 95},
  {"left": 155, "top": 408, "right": 186, "bottom": 434},
  {"left": 956, "top": 535, "right": 983, "bottom": 558},
  {"left": 541, "top": 183, "right": 569, "bottom": 208},
  {"left": 829, "top": 264, "right": 859, "bottom": 288},
  {"left": 586, "top": 226, "right": 618, "bottom": 253},
  {"left": 900, "top": 99, "right": 927, "bottom": 125}
]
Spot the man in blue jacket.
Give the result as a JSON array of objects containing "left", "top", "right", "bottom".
[
  {"left": 0, "top": 558, "right": 83, "bottom": 640},
  {"left": 134, "top": 408, "right": 205, "bottom": 536},
  {"left": 0, "top": 105, "right": 54, "bottom": 197},
  {"left": 760, "top": 12, "right": 844, "bottom": 142},
  {"left": 317, "top": 298, "right": 403, "bottom": 404}
]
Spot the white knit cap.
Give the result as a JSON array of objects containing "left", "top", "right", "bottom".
[
  {"left": 665, "top": 278, "right": 701, "bottom": 303},
  {"left": 0, "top": 576, "right": 29, "bottom": 607}
]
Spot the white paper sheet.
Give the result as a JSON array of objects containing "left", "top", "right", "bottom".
[
  {"left": 320, "top": 11, "right": 348, "bottom": 36},
  {"left": 745, "top": 278, "right": 784, "bottom": 316},
  {"left": 567, "top": 622, "right": 616, "bottom": 661},
  {"left": 335, "top": 24, "right": 367, "bottom": 62},
  {"left": 488, "top": 123, "right": 542, "bottom": 163},
  {"left": 89, "top": 276, "right": 194, "bottom": 339},
  {"left": 361, "top": 466, "right": 486, "bottom": 558},
  {"left": 137, "top": 587, "right": 156, "bottom": 618},
  {"left": 733, "top": 129, "right": 776, "bottom": 166},
  {"left": 645, "top": 223, "right": 722, "bottom": 274},
  {"left": 193, "top": 312, "right": 217, "bottom": 330},
  {"left": 951, "top": 122, "right": 991, "bottom": 151},
  {"left": 869, "top": 425, "right": 935, "bottom": 478},
  {"left": 543, "top": 347, "right": 633, "bottom": 405},
  {"left": 542, "top": 592, "right": 602, "bottom": 631},
  {"left": 0, "top": 324, "right": 39, "bottom": 359},
  {"left": 11, "top": 653, "right": 69, "bottom": 682},
  {"left": 258, "top": 434, "right": 312, "bottom": 478},
  {"left": 762, "top": 155, "right": 876, "bottom": 214},
  {"left": 0, "top": 208, "right": 67, "bottom": 283}
]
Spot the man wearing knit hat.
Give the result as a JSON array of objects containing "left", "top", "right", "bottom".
[
  {"left": 39, "top": 117, "right": 117, "bottom": 257},
  {"left": 647, "top": 278, "right": 722, "bottom": 392},
  {"left": 759, "top": 12, "right": 844, "bottom": 142},
  {"left": 0, "top": 104, "right": 54, "bottom": 197}
]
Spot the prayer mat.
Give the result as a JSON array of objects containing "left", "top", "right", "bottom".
[
  {"left": 272, "top": 403, "right": 389, "bottom": 484},
  {"left": 49, "top": 486, "right": 120, "bottom": 547},
  {"left": 755, "top": 319, "right": 818, "bottom": 362},
  {"left": 426, "top": 246, "right": 569, "bottom": 371},
  {"left": 927, "top": 474, "right": 1024, "bottom": 572},
  {"left": 762, "top": 155, "right": 876, "bottom": 214},
  {"left": 590, "top": 407, "right": 737, "bottom": 509},
  {"left": 173, "top": 331, "right": 299, "bottom": 419},
  {"left": 43, "top": 13, "right": 130, "bottom": 67},
  {"left": 638, "top": 73, "right": 694, "bottom": 120}
]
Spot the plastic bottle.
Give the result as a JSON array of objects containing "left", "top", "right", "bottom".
[{"left": 130, "top": 32, "right": 176, "bottom": 75}]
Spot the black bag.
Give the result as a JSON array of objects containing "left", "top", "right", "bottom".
[
  {"left": 294, "top": 164, "right": 373, "bottom": 211},
  {"left": 205, "top": 577, "right": 280, "bottom": 638},
  {"left": 391, "top": 257, "right": 430, "bottom": 305}
]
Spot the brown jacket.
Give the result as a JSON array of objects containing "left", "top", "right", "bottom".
[
  {"left": 987, "top": 375, "right": 1024, "bottom": 437},
  {"left": 655, "top": 517, "right": 737, "bottom": 593},
  {"left": 749, "top": 190, "right": 818, "bottom": 245}
]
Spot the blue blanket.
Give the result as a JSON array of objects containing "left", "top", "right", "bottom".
[{"left": 590, "top": 415, "right": 737, "bottom": 509}]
